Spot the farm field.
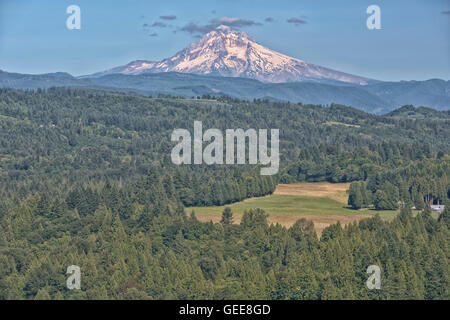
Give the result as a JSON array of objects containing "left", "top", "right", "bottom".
[{"left": 190, "top": 182, "right": 400, "bottom": 234}]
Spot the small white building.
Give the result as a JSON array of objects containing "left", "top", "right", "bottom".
[{"left": 430, "top": 205, "right": 445, "bottom": 213}]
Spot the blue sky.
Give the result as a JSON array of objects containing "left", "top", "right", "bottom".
[{"left": 0, "top": 0, "right": 448, "bottom": 81}]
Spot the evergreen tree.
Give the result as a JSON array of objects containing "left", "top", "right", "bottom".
[
  {"left": 374, "top": 190, "right": 391, "bottom": 210},
  {"left": 220, "top": 207, "right": 233, "bottom": 226},
  {"left": 348, "top": 182, "right": 363, "bottom": 209}
]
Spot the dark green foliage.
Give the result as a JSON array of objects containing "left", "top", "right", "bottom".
[
  {"left": 373, "top": 190, "right": 391, "bottom": 210},
  {"left": 0, "top": 88, "right": 449, "bottom": 300},
  {"left": 220, "top": 207, "right": 233, "bottom": 226},
  {"left": 348, "top": 182, "right": 366, "bottom": 209},
  {"left": 438, "top": 201, "right": 450, "bottom": 228}
]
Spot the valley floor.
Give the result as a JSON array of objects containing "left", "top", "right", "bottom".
[{"left": 190, "top": 182, "right": 405, "bottom": 235}]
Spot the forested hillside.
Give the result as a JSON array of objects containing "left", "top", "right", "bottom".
[
  {"left": 1, "top": 87, "right": 449, "bottom": 204},
  {"left": 0, "top": 88, "right": 449, "bottom": 299}
]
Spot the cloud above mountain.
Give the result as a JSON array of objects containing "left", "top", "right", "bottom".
[
  {"left": 144, "top": 13, "right": 309, "bottom": 38},
  {"left": 145, "top": 13, "right": 310, "bottom": 37},
  {"left": 151, "top": 21, "right": 168, "bottom": 28},
  {"left": 180, "top": 16, "right": 262, "bottom": 35},
  {"left": 180, "top": 23, "right": 213, "bottom": 34},
  {"left": 160, "top": 15, "right": 177, "bottom": 20},
  {"left": 287, "top": 17, "right": 307, "bottom": 26},
  {"left": 211, "top": 17, "right": 261, "bottom": 27}
]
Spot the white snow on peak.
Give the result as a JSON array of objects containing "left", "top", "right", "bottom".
[{"left": 216, "top": 25, "right": 231, "bottom": 31}]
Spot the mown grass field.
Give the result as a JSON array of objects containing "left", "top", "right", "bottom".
[{"left": 189, "top": 182, "right": 401, "bottom": 234}]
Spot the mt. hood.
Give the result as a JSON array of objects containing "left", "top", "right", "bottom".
[{"left": 90, "top": 25, "right": 371, "bottom": 85}]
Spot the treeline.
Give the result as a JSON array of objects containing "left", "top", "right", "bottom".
[
  {"left": 348, "top": 158, "right": 450, "bottom": 210},
  {"left": 63, "top": 167, "right": 276, "bottom": 211},
  {"left": 280, "top": 141, "right": 435, "bottom": 183},
  {"left": 172, "top": 168, "right": 276, "bottom": 206},
  {"left": 278, "top": 142, "right": 449, "bottom": 211}
]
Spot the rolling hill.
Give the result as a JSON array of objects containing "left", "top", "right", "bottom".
[{"left": 1, "top": 70, "right": 449, "bottom": 114}]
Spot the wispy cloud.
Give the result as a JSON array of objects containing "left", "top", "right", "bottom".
[
  {"left": 179, "top": 16, "right": 262, "bottom": 35},
  {"left": 287, "top": 17, "right": 307, "bottom": 26},
  {"left": 180, "top": 22, "right": 214, "bottom": 34},
  {"left": 442, "top": 11, "right": 450, "bottom": 15},
  {"left": 265, "top": 17, "right": 274, "bottom": 23},
  {"left": 160, "top": 15, "right": 177, "bottom": 20},
  {"left": 149, "top": 33, "right": 158, "bottom": 37},
  {"left": 151, "top": 21, "right": 168, "bottom": 28},
  {"left": 211, "top": 17, "right": 261, "bottom": 27}
]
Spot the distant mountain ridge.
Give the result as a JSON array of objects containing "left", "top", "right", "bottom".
[
  {"left": 1, "top": 70, "right": 449, "bottom": 114},
  {"left": 87, "top": 25, "right": 372, "bottom": 85}
]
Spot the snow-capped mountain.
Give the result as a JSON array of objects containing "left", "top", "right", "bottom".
[{"left": 90, "top": 25, "right": 371, "bottom": 85}]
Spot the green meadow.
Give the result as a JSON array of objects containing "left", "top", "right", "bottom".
[{"left": 189, "top": 194, "right": 401, "bottom": 221}]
